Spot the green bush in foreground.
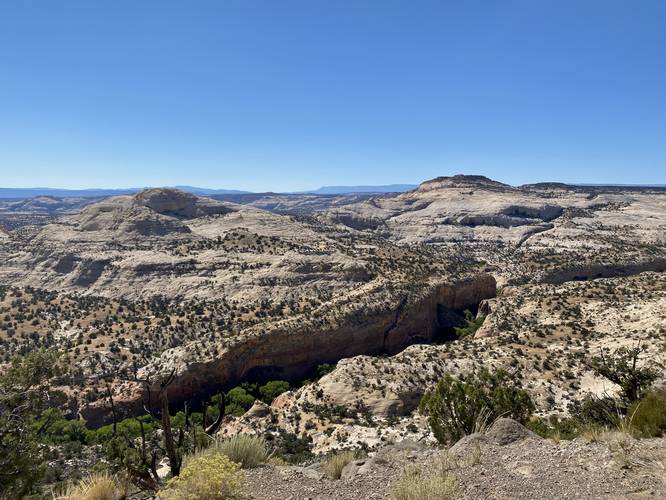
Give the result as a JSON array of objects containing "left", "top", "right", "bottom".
[
  {"left": 628, "top": 390, "right": 666, "bottom": 438},
  {"left": 0, "top": 350, "right": 66, "bottom": 498},
  {"left": 419, "top": 368, "right": 534, "bottom": 444},
  {"left": 529, "top": 389, "right": 666, "bottom": 441}
]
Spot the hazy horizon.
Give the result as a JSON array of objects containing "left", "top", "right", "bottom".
[{"left": 1, "top": 176, "right": 666, "bottom": 198}]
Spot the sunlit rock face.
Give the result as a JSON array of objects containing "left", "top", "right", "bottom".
[{"left": 324, "top": 175, "right": 666, "bottom": 285}]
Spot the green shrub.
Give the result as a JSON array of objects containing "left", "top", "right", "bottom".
[
  {"left": 33, "top": 408, "right": 89, "bottom": 444},
  {"left": 527, "top": 415, "right": 594, "bottom": 441},
  {"left": 86, "top": 414, "right": 155, "bottom": 444},
  {"left": 628, "top": 390, "right": 666, "bottom": 438},
  {"left": 569, "top": 395, "right": 624, "bottom": 428},
  {"left": 159, "top": 453, "right": 245, "bottom": 500},
  {"left": 316, "top": 363, "right": 336, "bottom": 378},
  {"left": 453, "top": 309, "right": 484, "bottom": 338},
  {"left": 259, "top": 380, "right": 290, "bottom": 404},
  {"left": 264, "top": 429, "right": 314, "bottom": 464},
  {"left": 211, "top": 434, "right": 269, "bottom": 468},
  {"left": 590, "top": 345, "right": 660, "bottom": 403},
  {"left": 419, "top": 368, "right": 534, "bottom": 444},
  {"left": 323, "top": 450, "right": 357, "bottom": 479},
  {"left": 0, "top": 350, "right": 66, "bottom": 498},
  {"left": 226, "top": 387, "right": 256, "bottom": 416}
]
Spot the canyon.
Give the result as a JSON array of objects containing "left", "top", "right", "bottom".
[{"left": 0, "top": 176, "right": 665, "bottom": 434}]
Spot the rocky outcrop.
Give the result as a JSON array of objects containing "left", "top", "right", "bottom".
[
  {"left": 134, "top": 188, "right": 233, "bottom": 218},
  {"left": 322, "top": 176, "right": 666, "bottom": 286},
  {"left": 82, "top": 273, "right": 496, "bottom": 425},
  {"left": 415, "top": 174, "right": 513, "bottom": 192},
  {"left": 44, "top": 188, "right": 235, "bottom": 240},
  {"left": 539, "top": 259, "right": 666, "bottom": 284}
]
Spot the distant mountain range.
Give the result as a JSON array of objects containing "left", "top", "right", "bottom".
[
  {"left": 0, "top": 186, "right": 250, "bottom": 199},
  {"left": 300, "top": 184, "right": 418, "bottom": 195},
  {"left": 0, "top": 184, "right": 418, "bottom": 199},
  {"left": 1, "top": 182, "right": 663, "bottom": 200}
]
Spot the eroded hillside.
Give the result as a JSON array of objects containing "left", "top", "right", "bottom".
[
  {"left": 220, "top": 272, "right": 666, "bottom": 453},
  {"left": 0, "top": 179, "right": 664, "bottom": 430},
  {"left": 0, "top": 187, "right": 493, "bottom": 422},
  {"left": 325, "top": 175, "right": 666, "bottom": 285}
]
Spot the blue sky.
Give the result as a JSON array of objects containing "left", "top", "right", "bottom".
[{"left": 1, "top": 1, "right": 664, "bottom": 191}]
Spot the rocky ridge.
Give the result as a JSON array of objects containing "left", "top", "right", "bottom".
[
  {"left": 244, "top": 419, "right": 666, "bottom": 499},
  {"left": 324, "top": 175, "right": 666, "bottom": 285}
]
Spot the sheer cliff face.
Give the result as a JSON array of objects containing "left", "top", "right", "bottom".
[
  {"left": 80, "top": 273, "right": 496, "bottom": 425},
  {"left": 324, "top": 176, "right": 666, "bottom": 285}
]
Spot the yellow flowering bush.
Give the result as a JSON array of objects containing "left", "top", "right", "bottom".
[{"left": 158, "top": 453, "right": 245, "bottom": 500}]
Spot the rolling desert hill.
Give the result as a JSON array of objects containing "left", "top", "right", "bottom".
[
  {"left": 324, "top": 175, "right": 666, "bottom": 285},
  {"left": 0, "top": 186, "right": 494, "bottom": 423},
  {"left": 0, "top": 176, "right": 664, "bottom": 460}
]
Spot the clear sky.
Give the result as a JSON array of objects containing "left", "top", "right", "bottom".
[{"left": 1, "top": 1, "right": 665, "bottom": 191}]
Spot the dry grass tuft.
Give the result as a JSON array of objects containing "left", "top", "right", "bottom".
[
  {"left": 392, "top": 454, "right": 458, "bottom": 500},
  {"left": 323, "top": 450, "right": 358, "bottom": 480},
  {"left": 53, "top": 472, "right": 125, "bottom": 500},
  {"left": 206, "top": 433, "right": 269, "bottom": 469}
]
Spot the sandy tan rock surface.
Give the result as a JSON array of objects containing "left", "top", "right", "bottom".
[
  {"left": 325, "top": 175, "right": 666, "bottom": 285},
  {"left": 0, "top": 179, "right": 664, "bottom": 434},
  {"left": 227, "top": 272, "right": 665, "bottom": 453}
]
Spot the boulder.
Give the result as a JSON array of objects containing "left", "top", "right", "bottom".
[
  {"left": 449, "top": 433, "right": 490, "bottom": 458},
  {"left": 244, "top": 400, "right": 271, "bottom": 418},
  {"left": 485, "top": 418, "right": 539, "bottom": 446}
]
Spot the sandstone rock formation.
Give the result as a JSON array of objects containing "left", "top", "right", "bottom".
[
  {"left": 231, "top": 272, "right": 665, "bottom": 453},
  {"left": 324, "top": 175, "right": 666, "bottom": 285},
  {"left": 0, "top": 188, "right": 495, "bottom": 422},
  {"left": 1, "top": 179, "right": 665, "bottom": 432}
]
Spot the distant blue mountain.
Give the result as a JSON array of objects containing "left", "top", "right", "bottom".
[
  {"left": 0, "top": 184, "right": 416, "bottom": 199},
  {"left": 172, "top": 186, "right": 252, "bottom": 195},
  {"left": 574, "top": 183, "right": 666, "bottom": 188},
  {"left": 301, "top": 184, "right": 417, "bottom": 195},
  {"left": 0, "top": 187, "right": 140, "bottom": 199},
  {"left": 0, "top": 186, "right": 251, "bottom": 199}
]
